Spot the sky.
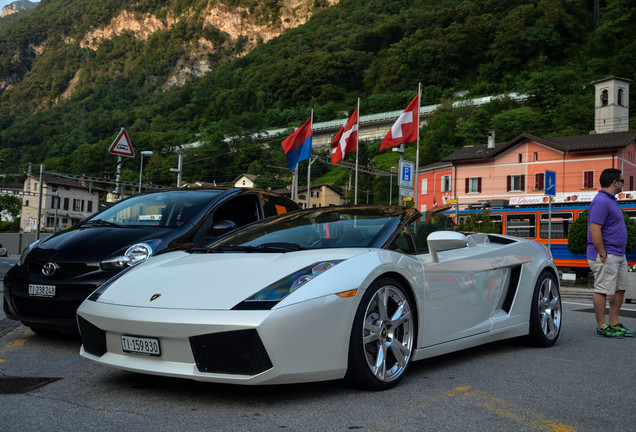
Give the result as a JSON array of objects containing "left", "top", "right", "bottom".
[{"left": 0, "top": 1, "right": 40, "bottom": 16}]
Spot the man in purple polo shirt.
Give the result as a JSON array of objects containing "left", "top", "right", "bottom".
[{"left": 587, "top": 168, "right": 634, "bottom": 338}]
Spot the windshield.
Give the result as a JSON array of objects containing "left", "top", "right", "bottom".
[
  {"left": 209, "top": 207, "right": 408, "bottom": 251},
  {"left": 85, "top": 190, "right": 223, "bottom": 228}
]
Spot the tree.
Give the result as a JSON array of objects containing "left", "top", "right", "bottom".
[
  {"left": 0, "top": 194, "right": 21, "bottom": 220},
  {"left": 457, "top": 209, "right": 501, "bottom": 234}
]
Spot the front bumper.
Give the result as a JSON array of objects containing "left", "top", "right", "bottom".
[
  {"left": 3, "top": 264, "right": 116, "bottom": 332},
  {"left": 78, "top": 294, "right": 359, "bottom": 385}
]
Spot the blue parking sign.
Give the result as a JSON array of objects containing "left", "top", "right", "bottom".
[
  {"left": 402, "top": 166, "right": 411, "bottom": 182},
  {"left": 398, "top": 161, "right": 415, "bottom": 188}
]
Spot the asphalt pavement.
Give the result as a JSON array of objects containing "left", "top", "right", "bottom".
[{"left": 0, "top": 256, "right": 21, "bottom": 336}]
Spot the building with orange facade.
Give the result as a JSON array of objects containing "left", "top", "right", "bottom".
[{"left": 416, "top": 76, "right": 635, "bottom": 213}]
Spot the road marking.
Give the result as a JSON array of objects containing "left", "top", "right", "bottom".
[
  {"left": 448, "top": 386, "right": 578, "bottom": 431},
  {"left": 0, "top": 328, "right": 29, "bottom": 363},
  {"left": 370, "top": 386, "right": 577, "bottom": 431}
]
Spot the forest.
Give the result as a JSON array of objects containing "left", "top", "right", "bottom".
[{"left": 0, "top": 0, "right": 635, "bottom": 203}]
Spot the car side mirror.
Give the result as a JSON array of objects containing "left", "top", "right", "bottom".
[
  {"left": 427, "top": 231, "right": 468, "bottom": 263},
  {"left": 210, "top": 220, "right": 237, "bottom": 237}
]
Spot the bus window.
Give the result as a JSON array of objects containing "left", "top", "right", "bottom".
[
  {"left": 457, "top": 213, "right": 503, "bottom": 234},
  {"left": 506, "top": 214, "right": 536, "bottom": 238},
  {"left": 540, "top": 212, "right": 573, "bottom": 239},
  {"left": 490, "top": 214, "right": 503, "bottom": 234}
]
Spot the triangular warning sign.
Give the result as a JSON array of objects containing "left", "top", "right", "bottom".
[{"left": 109, "top": 128, "right": 135, "bottom": 158}]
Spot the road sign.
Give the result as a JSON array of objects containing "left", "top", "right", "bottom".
[
  {"left": 109, "top": 128, "right": 135, "bottom": 158},
  {"left": 399, "top": 187, "right": 414, "bottom": 198},
  {"left": 545, "top": 170, "right": 556, "bottom": 196},
  {"left": 398, "top": 160, "right": 415, "bottom": 188}
]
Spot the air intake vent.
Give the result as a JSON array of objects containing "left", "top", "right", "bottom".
[
  {"left": 190, "top": 329, "right": 273, "bottom": 376},
  {"left": 77, "top": 316, "right": 107, "bottom": 357},
  {"left": 502, "top": 265, "right": 522, "bottom": 313}
]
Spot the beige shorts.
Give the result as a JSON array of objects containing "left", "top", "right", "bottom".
[{"left": 588, "top": 254, "right": 628, "bottom": 295}]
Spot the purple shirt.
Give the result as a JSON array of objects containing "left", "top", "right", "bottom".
[{"left": 587, "top": 190, "right": 627, "bottom": 259}]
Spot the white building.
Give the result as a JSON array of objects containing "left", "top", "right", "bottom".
[
  {"left": 20, "top": 175, "right": 100, "bottom": 232},
  {"left": 233, "top": 174, "right": 259, "bottom": 188}
]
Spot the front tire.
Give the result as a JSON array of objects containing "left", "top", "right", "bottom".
[
  {"left": 346, "top": 277, "right": 415, "bottom": 390},
  {"left": 527, "top": 270, "right": 561, "bottom": 347}
]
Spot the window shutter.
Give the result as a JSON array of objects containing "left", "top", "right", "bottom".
[
  {"left": 535, "top": 173, "right": 544, "bottom": 190},
  {"left": 506, "top": 175, "right": 511, "bottom": 192},
  {"left": 477, "top": 177, "right": 482, "bottom": 193},
  {"left": 520, "top": 175, "right": 525, "bottom": 191},
  {"left": 465, "top": 178, "right": 469, "bottom": 193}
]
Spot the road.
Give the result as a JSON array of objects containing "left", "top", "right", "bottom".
[{"left": 1, "top": 258, "right": 635, "bottom": 431}]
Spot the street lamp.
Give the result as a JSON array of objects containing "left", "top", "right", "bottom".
[
  {"left": 389, "top": 166, "right": 396, "bottom": 205},
  {"left": 139, "top": 151, "right": 153, "bottom": 193}
]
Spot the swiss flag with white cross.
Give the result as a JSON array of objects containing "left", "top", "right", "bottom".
[{"left": 380, "top": 94, "right": 419, "bottom": 151}]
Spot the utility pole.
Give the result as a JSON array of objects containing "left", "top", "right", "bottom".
[
  {"left": 36, "top": 164, "right": 44, "bottom": 240},
  {"left": 170, "top": 152, "right": 183, "bottom": 187}
]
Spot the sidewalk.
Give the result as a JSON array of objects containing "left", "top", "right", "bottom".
[{"left": 560, "top": 286, "right": 593, "bottom": 300}]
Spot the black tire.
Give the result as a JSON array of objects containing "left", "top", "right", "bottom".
[
  {"left": 527, "top": 270, "right": 562, "bottom": 347},
  {"left": 345, "top": 277, "right": 415, "bottom": 390}
]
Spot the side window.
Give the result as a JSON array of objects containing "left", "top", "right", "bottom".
[
  {"left": 214, "top": 195, "right": 261, "bottom": 228},
  {"left": 388, "top": 226, "right": 416, "bottom": 254},
  {"left": 263, "top": 195, "right": 298, "bottom": 216},
  {"left": 506, "top": 213, "right": 536, "bottom": 238},
  {"left": 540, "top": 212, "right": 573, "bottom": 239}
]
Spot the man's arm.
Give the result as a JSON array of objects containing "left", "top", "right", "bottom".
[{"left": 589, "top": 222, "right": 607, "bottom": 262}]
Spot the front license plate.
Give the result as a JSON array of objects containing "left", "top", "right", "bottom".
[
  {"left": 28, "top": 284, "right": 56, "bottom": 297},
  {"left": 121, "top": 335, "right": 161, "bottom": 356}
]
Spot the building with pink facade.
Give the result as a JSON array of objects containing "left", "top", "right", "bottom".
[{"left": 416, "top": 76, "right": 634, "bottom": 213}]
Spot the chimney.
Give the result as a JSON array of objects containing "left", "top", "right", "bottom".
[{"left": 487, "top": 131, "right": 495, "bottom": 149}]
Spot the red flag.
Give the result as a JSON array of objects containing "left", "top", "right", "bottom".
[
  {"left": 380, "top": 94, "right": 419, "bottom": 151},
  {"left": 331, "top": 107, "right": 359, "bottom": 165},
  {"left": 433, "top": 197, "right": 438, "bottom": 208}
]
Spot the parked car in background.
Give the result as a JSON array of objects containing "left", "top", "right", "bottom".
[
  {"left": 3, "top": 187, "right": 300, "bottom": 334},
  {"left": 77, "top": 205, "right": 561, "bottom": 390}
]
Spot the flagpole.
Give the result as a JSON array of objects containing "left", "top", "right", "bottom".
[
  {"left": 307, "top": 110, "right": 314, "bottom": 208},
  {"left": 414, "top": 82, "right": 421, "bottom": 212},
  {"left": 354, "top": 98, "right": 360, "bottom": 205}
]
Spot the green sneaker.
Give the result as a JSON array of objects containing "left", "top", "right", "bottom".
[
  {"left": 611, "top": 324, "right": 635, "bottom": 337},
  {"left": 596, "top": 324, "right": 624, "bottom": 338}
]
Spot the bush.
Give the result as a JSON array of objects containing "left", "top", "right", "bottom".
[{"left": 568, "top": 209, "right": 636, "bottom": 255}]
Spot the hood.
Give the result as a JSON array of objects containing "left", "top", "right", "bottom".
[
  {"left": 94, "top": 249, "right": 367, "bottom": 310},
  {"left": 33, "top": 225, "right": 175, "bottom": 262}
]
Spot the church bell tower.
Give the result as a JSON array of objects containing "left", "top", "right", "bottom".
[{"left": 593, "top": 76, "right": 630, "bottom": 133}]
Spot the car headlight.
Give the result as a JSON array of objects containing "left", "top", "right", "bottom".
[
  {"left": 232, "top": 260, "right": 343, "bottom": 310},
  {"left": 100, "top": 242, "right": 155, "bottom": 270},
  {"left": 19, "top": 238, "right": 44, "bottom": 265}
]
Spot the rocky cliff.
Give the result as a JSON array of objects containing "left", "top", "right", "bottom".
[{"left": 0, "top": 0, "right": 37, "bottom": 18}]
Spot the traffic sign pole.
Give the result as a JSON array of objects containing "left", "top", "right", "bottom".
[
  {"left": 109, "top": 128, "right": 135, "bottom": 201},
  {"left": 115, "top": 156, "right": 122, "bottom": 201},
  {"left": 545, "top": 170, "right": 556, "bottom": 250}
]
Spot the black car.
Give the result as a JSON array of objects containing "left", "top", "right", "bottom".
[{"left": 3, "top": 187, "right": 300, "bottom": 334}]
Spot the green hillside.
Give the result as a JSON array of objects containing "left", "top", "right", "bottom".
[{"left": 0, "top": 0, "right": 635, "bottom": 203}]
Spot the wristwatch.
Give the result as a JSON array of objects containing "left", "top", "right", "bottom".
[{"left": 600, "top": 253, "right": 608, "bottom": 258}]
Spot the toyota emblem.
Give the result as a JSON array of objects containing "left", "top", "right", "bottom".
[{"left": 42, "top": 262, "right": 59, "bottom": 276}]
